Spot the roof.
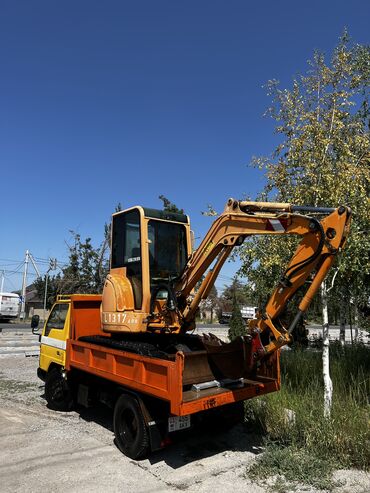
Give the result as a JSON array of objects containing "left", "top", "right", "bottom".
[{"left": 0, "top": 292, "right": 20, "bottom": 298}]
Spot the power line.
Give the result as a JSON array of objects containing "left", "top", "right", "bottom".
[
  {"left": 0, "top": 261, "right": 24, "bottom": 272},
  {"left": 0, "top": 256, "right": 68, "bottom": 267},
  {"left": 34, "top": 257, "right": 67, "bottom": 266},
  {"left": 0, "top": 258, "right": 25, "bottom": 263}
]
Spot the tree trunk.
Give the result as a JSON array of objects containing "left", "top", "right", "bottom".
[
  {"left": 321, "top": 282, "right": 333, "bottom": 418},
  {"left": 339, "top": 293, "right": 346, "bottom": 345},
  {"left": 348, "top": 305, "right": 353, "bottom": 344},
  {"left": 354, "top": 303, "right": 359, "bottom": 342}
]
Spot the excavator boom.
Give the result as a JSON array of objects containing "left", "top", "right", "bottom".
[{"left": 177, "top": 199, "right": 351, "bottom": 353}]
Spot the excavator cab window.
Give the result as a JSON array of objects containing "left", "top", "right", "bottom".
[
  {"left": 148, "top": 220, "right": 187, "bottom": 288},
  {"left": 111, "top": 209, "right": 143, "bottom": 309}
]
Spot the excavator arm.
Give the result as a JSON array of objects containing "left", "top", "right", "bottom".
[{"left": 176, "top": 198, "right": 351, "bottom": 355}]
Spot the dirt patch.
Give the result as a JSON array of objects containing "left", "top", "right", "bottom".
[{"left": 0, "top": 356, "right": 369, "bottom": 493}]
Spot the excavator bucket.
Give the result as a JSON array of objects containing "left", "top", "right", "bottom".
[{"left": 200, "top": 332, "right": 265, "bottom": 380}]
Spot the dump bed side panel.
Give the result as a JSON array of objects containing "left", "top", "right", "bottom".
[
  {"left": 66, "top": 339, "right": 183, "bottom": 403},
  {"left": 66, "top": 337, "right": 280, "bottom": 417}
]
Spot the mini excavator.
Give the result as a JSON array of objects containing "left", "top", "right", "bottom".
[{"left": 100, "top": 198, "right": 351, "bottom": 378}]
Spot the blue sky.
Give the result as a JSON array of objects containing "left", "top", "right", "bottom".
[{"left": 1, "top": 0, "right": 369, "bottom": 293}]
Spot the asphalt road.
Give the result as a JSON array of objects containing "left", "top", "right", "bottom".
[
  {"left": 0, "top": 322, "right": 31, "bottom": 332},
  {"left": 0, "top": 322, "right": 224, "bottom": 334},
  {"left": 1, "top": 321, "right": 368, "bottom": 343}
]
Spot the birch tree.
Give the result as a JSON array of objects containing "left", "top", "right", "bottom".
[{"left": 240, "top": 33, "right": 370, "bottom": 415}]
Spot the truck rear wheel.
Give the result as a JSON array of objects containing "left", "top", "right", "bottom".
[
  {"left": 113, "top": 394, "right": 150, "bottom": 459},
  {"left": 45, "top": 368, "right": 74, "bottom": 412}
]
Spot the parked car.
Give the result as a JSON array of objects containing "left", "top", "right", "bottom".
[
  {"left": 219, "top": 306, "right": 258, "bottom": 324},
  {"left": 0, "top": 292, "right": 20, "bottom": 321}
]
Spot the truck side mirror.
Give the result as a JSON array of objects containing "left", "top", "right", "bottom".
[{"left": 31, "top": 315, "right": 40, "bottom": 333}]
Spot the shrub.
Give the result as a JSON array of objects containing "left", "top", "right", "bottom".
[
  {"left": 228, "top": 294, "right": 245, "bottom": 341},
  {"left": 245, "top": 344, "right": 370, "bottom": 489}
]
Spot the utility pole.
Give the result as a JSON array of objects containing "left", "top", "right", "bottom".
[
  {"left": 0, "top": 270, "right": 4, "bottom": 293},
  {"left": 43, "top": 258, "right": 57, "bottom": 322},
  {"left": 29, "top": 253, "right": 41, "bottom": 279},
  {"left": 20, "top": 250, "right": 30, "bottom": 319},
  {"left": 18, "top": 251, "right": 57, "bottom": 321}
]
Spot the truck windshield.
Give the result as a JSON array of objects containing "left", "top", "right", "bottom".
[
  {"left": 45, "top": 303, "right": 69, "bottom": 335},
  {"left": 148, "top": 220, "right": 187, "bottom": 283}
]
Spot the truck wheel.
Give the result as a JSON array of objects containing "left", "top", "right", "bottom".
[
  {"left": 113, "top": 394, "right": 150, "bottom": 459},
  {"left": 45, "top": 368, "right": 74, "bottom": 412}
]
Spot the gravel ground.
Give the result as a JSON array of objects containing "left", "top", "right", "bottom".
[{"left": 0, "top": 356, "right": 369, "bottom": 493}]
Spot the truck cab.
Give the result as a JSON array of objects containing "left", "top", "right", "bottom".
[
  {"left": 36, "top": 295, "right": 102, "bottom": 382},
  {"left": 38, "top": 297, "right": 70, "bottom": 375}
]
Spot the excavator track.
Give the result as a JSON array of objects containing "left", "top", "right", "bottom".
[{"left": 79, "top": 335, "right": 169, "bottom": 360}]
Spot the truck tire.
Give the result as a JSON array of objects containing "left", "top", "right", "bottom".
[
  {"left": 113, "top": 394, "right": 150, "bottom": 459},
  {"left": 45, "top": 368, "right": 74, "bottom": 412}
]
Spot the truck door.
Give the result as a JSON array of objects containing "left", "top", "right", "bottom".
[{"left": 39, "top": 302, "right": 70, "bottom": 371}]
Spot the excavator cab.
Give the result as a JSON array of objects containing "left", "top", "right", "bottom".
[{"left": 102, "top": 206, "right": 192, "bottom": 333}]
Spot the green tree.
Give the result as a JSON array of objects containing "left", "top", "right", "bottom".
[
  {"left": 228, "top": 291, "right": 246, "bottom": 341},
  {"left": 220, "top": 277, "right": 255, "bottom": 311},
  {"left": 239, "top": 32, "right": 369, "bottom": 416},
  {"left": 34, "top": 273, "right": 63, "bottom": 309},
  {"left": 240, "top": 33, "right": 370, "bottom": 328},
  {"left": 60, "top": 233, "right": 102, "bottom": 293},
  {"left": 158, "top": 195, "right": 184, "bottom": 214},
  {"left": 199, "top": 285, "right": 220, "bottom": 322},
  {"left": 35, "top": 203, "right": 122, "bottom": 303}
]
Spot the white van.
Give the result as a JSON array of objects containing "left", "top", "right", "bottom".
[
  {"left": 240, "top": 306, "right": 258, "bottom": 320},
  {"left": 0, "top": 292, "right": 20, "bottom": 321}
]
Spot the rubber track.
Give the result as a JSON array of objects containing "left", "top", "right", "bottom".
[{"left": 78, "top": 335, "right": 169, "bottom": 360}]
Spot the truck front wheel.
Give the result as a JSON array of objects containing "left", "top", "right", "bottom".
[
  {"left": 45, "top": 368, "right": 74, "bottom": 412},
  {"left": 113, "top": 394, "right": 150, "bottom": 459}
]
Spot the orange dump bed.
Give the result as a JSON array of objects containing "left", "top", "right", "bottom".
[{"left": 65, "top": 295, "right": 280, "bottom": 416}]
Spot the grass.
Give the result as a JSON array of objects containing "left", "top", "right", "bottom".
[
  {"left": 248, "top": 443, "right": 339, "bottom": 491},
  {"left": 245, "top": 343, "right": 370, "bottom": 491}
]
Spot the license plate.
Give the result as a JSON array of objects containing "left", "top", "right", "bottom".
[{"left": 168, "top": 415, "right": 191, "bottom": 432}]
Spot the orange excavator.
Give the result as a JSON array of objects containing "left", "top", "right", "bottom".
[
  {"left": 35, "top": 198, "right": 351, "bottom": 459},
  {"left": 101, "top": 198, "right": 351, "bottom": 367}
]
